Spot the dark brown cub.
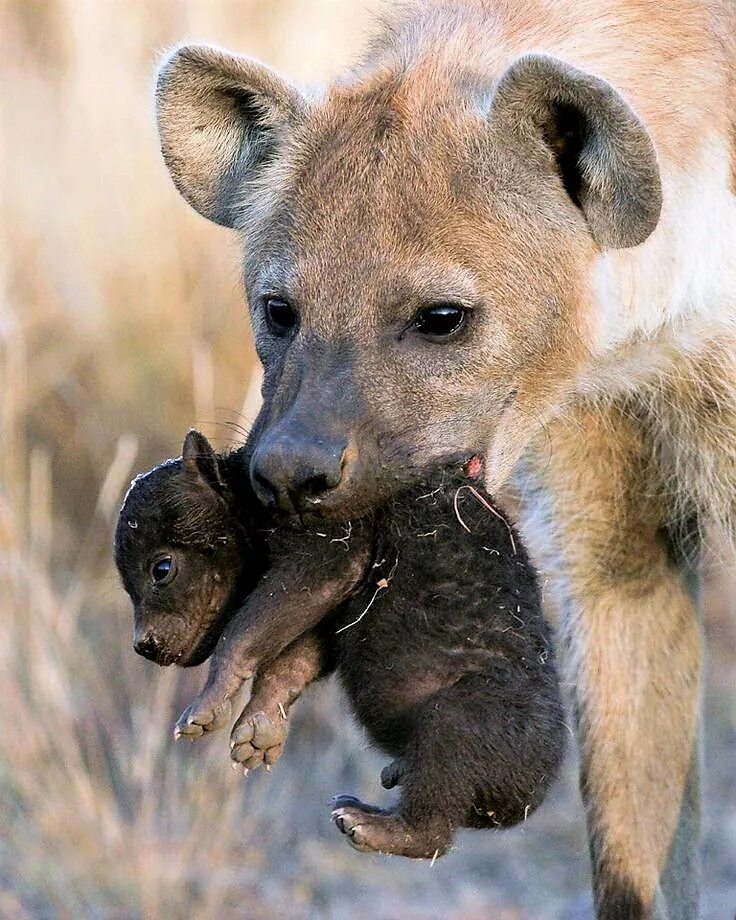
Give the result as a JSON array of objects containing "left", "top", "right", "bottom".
[{"left": 115, "top": 431, "right": 565, "bottom": 858}]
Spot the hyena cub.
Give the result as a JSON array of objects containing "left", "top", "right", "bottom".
[{"left": 115, "top": 431, "right": 564, "bottom": 858}]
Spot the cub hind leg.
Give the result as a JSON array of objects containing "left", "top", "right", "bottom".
[{"left": 332, "top": 663, "right": 564, "bottom": 858}]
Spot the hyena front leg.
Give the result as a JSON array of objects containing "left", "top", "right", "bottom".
[{"left": 525, "top": 403, "right": 701, "bottom": 920}]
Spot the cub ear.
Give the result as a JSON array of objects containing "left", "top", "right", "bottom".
[
  {"left": 490, "top": 53, "right": 662, "bottom": 249},
  {"left": 155, "top": 43, "right": 306, "bottom": 227},
  {"left": 182, "top": 429, "right": 225, "bottom": 493}
]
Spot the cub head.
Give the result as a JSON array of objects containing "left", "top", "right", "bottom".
[
  {"left": 155, "top": 38, "right": 661, "bottom": 518},
  {"left": 114, "top": 430, "right": 255, "bottom": 666}
]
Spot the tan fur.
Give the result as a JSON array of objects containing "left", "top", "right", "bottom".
[
  {"left": 523, "top": 404, "right": 701, "bottom": 907},
  {"left": 366, "top": 0, "right": 727, "bottom": 164},
  {"left": 155, "top": 2, "right": 736, "bottom": 914}
]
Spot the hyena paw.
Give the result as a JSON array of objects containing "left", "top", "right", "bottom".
[
  {"left": 331, "top": 795, "right": 451, "bottom": 859},
  {"left": 229, "top": 707, "right": 288, "bottom": 773}
]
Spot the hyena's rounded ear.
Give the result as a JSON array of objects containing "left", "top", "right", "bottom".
[
  {"left": 155, "top": 44, "right": 306, "bottom": 227},
  {"left": 490, "top": 53, "right": 662, "bottom": 249},
  {"left": 182, "top": 429, "right": 225, "bottom": 493}
]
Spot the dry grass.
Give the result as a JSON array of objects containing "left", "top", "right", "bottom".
[
  {"left": 1, "top": 2, "right": 735, "bottom": 918},
  {"left": 1, "top": 4, "right": 375, "bottom": 916}
]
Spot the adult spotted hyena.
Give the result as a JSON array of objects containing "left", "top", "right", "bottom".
[{"left": 154, "top": 2, "right": 736, "bottom": 917}]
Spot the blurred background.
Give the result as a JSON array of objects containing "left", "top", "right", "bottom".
[{"left": 1, "top": 2, "right": 734, "bottom": 917}]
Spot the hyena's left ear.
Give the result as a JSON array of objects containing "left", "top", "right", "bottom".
[
  {"left": 182, "top": 429, "right": 226, "bottom": 493},
  {"left": 156, "top": 44, "right": 306, "bottom": 227},
  {"left": 490, "top": 53, "right": 662, "bottom": 249}
]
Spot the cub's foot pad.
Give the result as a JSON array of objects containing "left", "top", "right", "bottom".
[{"left": 230, "top": 709, "right": 287, "bottom": 771}]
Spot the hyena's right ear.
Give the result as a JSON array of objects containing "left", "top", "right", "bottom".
[
  {"left": 490, "top": 53, "right": 662, "bottom": 249},
  {"left": 155, "top": 44, "right": 306, "bottom": 227}
]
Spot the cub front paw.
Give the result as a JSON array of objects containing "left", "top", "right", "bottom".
[
  {"left": 230, "top": 707, "right": 288, "bottom": 772},
  {"left": 174, "top": 696, "right": 233, "bottom": 739},
  {"left": 174, "top": 661, "right": 253, "bottom": 740}
]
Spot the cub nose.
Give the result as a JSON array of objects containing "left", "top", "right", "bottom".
[
  {"left": 134, "top": 628, "right": 162, "bottom": 661},
  {"left": 251, "top": 425, "right": 347, "bottom": 512}
]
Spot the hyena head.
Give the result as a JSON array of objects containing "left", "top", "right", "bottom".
[{"left": 155, "top": 36, "right": 661, "bottom": 518}]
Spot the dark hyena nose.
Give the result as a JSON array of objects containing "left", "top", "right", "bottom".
[
  {"left": 134, "top": 628, "right": 162, "bottom": 662},
  {"left": 250, "top": 425, "right": 347, "bottom": 512}
]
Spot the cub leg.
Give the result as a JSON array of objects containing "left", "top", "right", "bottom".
[
  {"left": 332, "top": 664, "right": 564, "bottom": 858},
  {"left": 174, "top": 536, "right": 369, "bottom": 738},
  {"left": 526, "top": 403, "right": 701, "bottom": 920},
  {"left": 230, "top": 629, "right": 333, "bottom": 771}
]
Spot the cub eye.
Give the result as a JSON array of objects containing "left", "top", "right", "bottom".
[
  {"left": 413, "top": 303, "right": 467, "bottom": 339},
  {"left": 150, "top": 555, "right": 176, "bottom": 585},
  {"left": 265, "top": 297, "right": 298, "bottom": 335}
]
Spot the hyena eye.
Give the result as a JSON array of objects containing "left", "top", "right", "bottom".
[
  {"left": 413, "top": 303, "right": 467, "bottom": 339},
  {"left": 150, "top": 555, "right": 176, "bottom": 585},
  {"left": 264, "top": 296, "right": 298, "bottom": 336}
]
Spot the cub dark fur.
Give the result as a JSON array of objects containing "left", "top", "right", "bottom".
[{"left": 115, "top": 431, "right": 564, "bottom": 858}]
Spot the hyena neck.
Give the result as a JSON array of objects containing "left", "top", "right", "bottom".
[
  {"left": 589, "top": 140, "right": 736, "bottom": 357},
  {"left": 578, "top": 314, "right": 736, "bottom": 403}
]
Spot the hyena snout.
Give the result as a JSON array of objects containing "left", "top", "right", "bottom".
[{"left": 250, "top": 421, "right": 349, "bottom": 513}]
